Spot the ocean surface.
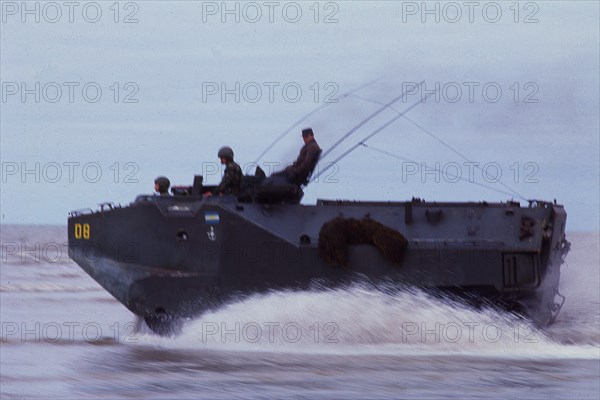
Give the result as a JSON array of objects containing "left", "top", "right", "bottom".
[{"left": 1, "top": 225, "right": 598, "bottom": 399}]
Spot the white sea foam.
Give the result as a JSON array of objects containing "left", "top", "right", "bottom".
[
  {"left": 137, "top": 284, "right": 596, "bottom": 360},
  {"left": 140, "top": 232, "right": 599, "bottom": 359}
]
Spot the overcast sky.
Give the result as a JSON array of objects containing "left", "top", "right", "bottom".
[{"left": 1, "top": 1, "right": 598, "bottom": 231}]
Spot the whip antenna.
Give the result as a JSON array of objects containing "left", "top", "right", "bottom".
[
  {"left": 319, "top": 81, "right": 425, "bottom": 161},
  {"left": 347, "top": 95, "right": 528, "bottom": 201},
  {"left": 311, "top": 91, "right": 432, "bottom": 182},
  {"left": 254, "top": 76, "right": 385, "bottom": 163}
]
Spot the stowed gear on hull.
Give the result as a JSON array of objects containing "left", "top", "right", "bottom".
[{"left": 68, "top": 182, "right": 569, "bottom": 334}]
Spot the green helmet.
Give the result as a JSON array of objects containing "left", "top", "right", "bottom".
[
  {"left": 154, "top": 176, "right": 170, "bottom": 193},
  {"left": 218, "top": 146, "right": 234, "bottom": 161}
]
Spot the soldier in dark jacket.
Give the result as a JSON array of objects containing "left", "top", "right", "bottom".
[
  {"left": 283, "top": 128, "right": 322, "bottom": 185},
  {"left": 205, "top": 146, "right": 242, "bottom": 197},
  {"left": 263, "top": 128, "right": 322, "bottom": 187}
]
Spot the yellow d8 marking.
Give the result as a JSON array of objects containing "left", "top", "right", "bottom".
[{"left": 74, "top": 223, "right": 91, "bottom": 239}]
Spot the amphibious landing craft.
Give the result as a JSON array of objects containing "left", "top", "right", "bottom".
[
  {"left": 68, "top": 173, "right": 569, "bottom": 334},
  {"left": 67, "top": 82, "right": 570, "bottom": 334}
]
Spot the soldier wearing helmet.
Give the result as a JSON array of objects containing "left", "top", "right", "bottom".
[
  {"left": 154, "top": 176, "right": 171, "bottom": 196},
  {"left": 205, "top": 146, "right": 242, "bottom": 197}
]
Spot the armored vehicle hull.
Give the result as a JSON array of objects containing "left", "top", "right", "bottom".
[{"left": 68, "top": 193, "right": 569, "bottom": 334}]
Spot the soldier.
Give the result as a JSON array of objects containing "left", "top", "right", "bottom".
[
  {"left": 154, "top": 176, "right": 171, "bottom": 196},
  {"left": 263, "top": 128, "right": 321, "bottom": 186},
  {"left": 283, "top": 127, "right": 322, "bottom": 186},
  {"left": 205, "top": 146, "right": 242, "bottom": 197},
  {"left": 263, "top": 128, "right": 322, "bottom": 187}
]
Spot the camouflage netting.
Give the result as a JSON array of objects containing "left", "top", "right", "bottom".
[{"left": 318, "top": 216, "right": 408, "bottom": 267}]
